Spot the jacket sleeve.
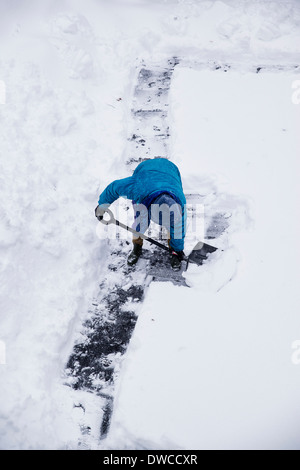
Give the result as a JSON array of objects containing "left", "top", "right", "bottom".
[{"left": 98, "top": 176, "right": 133, "bottom": 206}]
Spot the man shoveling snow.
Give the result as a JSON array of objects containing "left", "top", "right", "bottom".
[{"left": 95, "top": 158, "right": 186, "bottom": 270}]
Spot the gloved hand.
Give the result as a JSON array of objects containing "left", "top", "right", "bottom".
[
  {"left": 172, "top": 250, "right": 185, "bottom": 261},
  {"left": 95, "top": 205, "right": 107, "bottom": 221},
  {"left": 178, "top": 250, "right": 185, "bottom": 261},
  {"left": 170, "top": 250, "right": 185, "bottom": 271}
]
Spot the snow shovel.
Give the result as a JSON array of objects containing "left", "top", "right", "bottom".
[{"left": 100, "top": 209, "right": 218, "bottom": 266}]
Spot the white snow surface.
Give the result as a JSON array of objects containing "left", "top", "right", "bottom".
[
  {"left": 106, "top": 68, "right": 300, "bottom": 450},
  {"left": 0, "top": 0, "right": 299, "bottom": 450}
]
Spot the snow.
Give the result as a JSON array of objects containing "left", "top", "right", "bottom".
[
  {"left": 106, "top": 66, "right": 300, "bottom": 449},
  {"left": 0, "top": 0, "right": 300, "bottom": 450}
]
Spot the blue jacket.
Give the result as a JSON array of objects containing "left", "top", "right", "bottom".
[{"left": 98, "top": 158, "right": 186, "bottom": 251}]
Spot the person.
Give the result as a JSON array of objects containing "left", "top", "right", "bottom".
[{"left": 95, "top": 158, "right": 186, "bottom": 270}]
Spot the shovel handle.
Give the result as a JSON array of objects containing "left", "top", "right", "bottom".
[{"left": 99, "top": 209, "right": 116, "bottom": 226}]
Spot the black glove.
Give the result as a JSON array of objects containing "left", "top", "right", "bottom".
[
  {"left": 171, "top": 250, "right": 185, "bottom": 261},
  {"left": 95, "top": 205, "right": 106, "bottom": 221}
]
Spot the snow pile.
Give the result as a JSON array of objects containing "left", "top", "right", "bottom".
[
  {"left": 0, "top": 0, "right": 300, "bottom": 450},
  {"left": 0, "top": 3, "right": 130, "bottom": 449}
]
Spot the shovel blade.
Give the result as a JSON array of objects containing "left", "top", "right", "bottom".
[{"left": 188, "top": 241, "right": 218, "bottom": 266}]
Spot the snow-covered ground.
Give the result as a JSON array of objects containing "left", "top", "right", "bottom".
[
  {"left": 0, "top": 0, "right": 300, "bottom": 450},
  {"left": 106, "top": 67, "right": 300, "bottom": 450}
]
